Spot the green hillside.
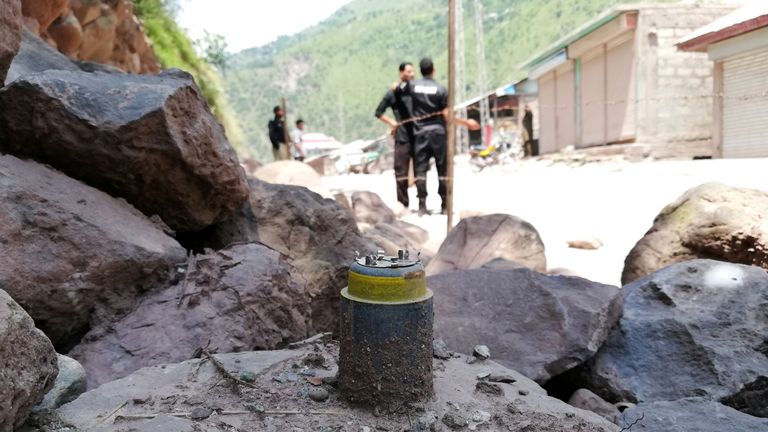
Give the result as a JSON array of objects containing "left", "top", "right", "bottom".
[{"left": 225, "top": 0, "right": 677, "bottom": 161}]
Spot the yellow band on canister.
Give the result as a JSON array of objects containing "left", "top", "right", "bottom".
[{"left": 345, "top": 269, "right": 428, "bottom": 304}]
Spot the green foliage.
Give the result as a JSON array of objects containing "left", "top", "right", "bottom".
[
  {"left": 225, "top": 0, "right": 678, "bottom": 160},
  {"left": 133, "top": 0, "right": 251, "bottom": 158}
]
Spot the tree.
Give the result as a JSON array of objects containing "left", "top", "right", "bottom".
[{"left": 196, "top": 31, "right": 229, "bottom": 73}]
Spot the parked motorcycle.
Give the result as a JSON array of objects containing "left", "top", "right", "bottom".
[{"left": 469, "top": 131, "right": 524, "bottom": 172}]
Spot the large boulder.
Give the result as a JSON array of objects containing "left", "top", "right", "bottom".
[
  {"left": 575, "top": 260, "right": 768, "bottom": 406},
  {"left": 429, "top": 268, "right": 622, "bottom": 383},
  {"left": 181, "top": 179, "right": 371, "bottom": 334},
  {"left": 254, "top": 160, "right": 331, "bottom": 198},
  {"left": 361, "top": 220, "right": 429, "bottom": 257},
  {"left": 617, "top": 398, "right": 768, "bottom": 432},
  {"left": 0, "top": 155, "right": 186, "bottom": 348},
  {"left": 20, "top": 0, "right": 68, "bottom": 32},
  {"left": 426, "top": 213, "right": 546, "bottom": 275},
  {"left": 0, "top": 0, "right": 22, "bottom": 84},
  {"left": 70, "top": 243, "right": 313, "bottom": 388},
  {"left": 37, "top": 345, "right": 619, "bottom": 432},
  {"left": 351, "top": 191, "right": 396, "bottom": 225},
  {"left": 0, "top": 68, "right": 249, "bottom": 232},
  {"left": 5, "top": 28, "right": 80, "bottom": 85},
  {"left": 622, "top": 182, "right": 768, "bottom": 284},
  {"left": 0, "top": 289, "right": 58, "bottom": 432}
]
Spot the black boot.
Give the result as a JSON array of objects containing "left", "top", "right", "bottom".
[{"left": 418, "top": 200, "right": 428, "bottom": 217}]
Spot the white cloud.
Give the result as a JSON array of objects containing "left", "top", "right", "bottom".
[{"left": 177, "top": 0, "right": 353, "bottom": 53}]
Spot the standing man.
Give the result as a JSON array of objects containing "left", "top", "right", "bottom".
[
  {"left": 375, "top": 62, "right": 415, "bottom": 209},
  {"left": 268, "top": 105, "right": 290, "bottom": 161},
  {"left": 399, "top": 57, "right": 478, "bottom": 216},
  {"left": 291, "top": 118, "right": 307, "bottom": 161},
  {"left": 522, "top": 105, "right": 534, "bottom": 156}
]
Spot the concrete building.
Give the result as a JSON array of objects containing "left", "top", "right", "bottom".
[
  {"left": 678, "top": 3, "right": 768, "bottom": 158},
  {"left": 521, "top": 3, "right": 737, "bottom": 158}
]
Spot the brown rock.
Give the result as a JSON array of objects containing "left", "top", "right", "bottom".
[
  {"left": 0, "top": 154, "right": 186, "bottom": 348},
  {"left": 0, "top": 0, "right": 22, "bottom": 84},
  {"left": 70, "top": 244, "right": 313, "bottom": 387},
  {"left": 5, "top": 28, "right": 79, "bottom": 85},
  {"left": 46, "top": 10, "right": 81, "bottom": 56},
  {"left": 0, "top": 69, "right": 249, "bottom": 232},
  {"left": 180, "top": 179, "right": 371, "bottom": 333},
  {"left": 426, "top": 213, "right": 546, "bottom": 275},
  {"left": 567, "top": 389, "right": 619, "bottom": 422},
  {"left": 78, "top": 4, "right": 115, "bottom": 63},
  {"left": 0, "top": 289, "right": 58, "bottom": 431},
  {"left": 20, "top": 0, "right": 68, "bottom": 32},
  {"left": 69, "top": 0, "right": 101, "bottom": 26},
  {"left": 622, "top": 182, "right": 768, "bottom": 284},
  {"left": 351, "top": 191, "right": 396, "bottom": 225},
  {"left": 361, "top": 220, "right": 429, "bottom": 257},
  {"left": 254, "top": 160, "right": 331, "bottom": 198}
]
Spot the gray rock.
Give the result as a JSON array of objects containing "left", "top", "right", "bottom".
[
  {"left": 5, "top": 29, "right": 75, "bottom": 84},
  {"left": 473, "top": 345, "right": 491, "bottom": 360},
  {"left": 475, "top": 382, "right": 504, "bottom": 396},
  {"left": 0, "top": 289, "right": 58, "bottom": 431},
  {"left": 442, "top": 411, "right": 468, "bottom": 429},
  {"left": 426, "top": 214, "right": 546, "bottom": 275},
  {"left": 720, "top": 376, "right": 768, "bottom": 418},
  {"left": 617, "top": 398, "right": 768, "bottom": 432},
  {"left": 36, "top": 355, "right": 86, "bottom": 411},
  {"left": 362, "top": 220, "right": 429, "bottom": 258},
  {"left": 351, "top": 191, "right": 396, "bottom": 225},
  {"left": 0, "top": 0, "right": 21, "bottom": 84},
  {"left": 308, "top": 387, "right": 329, "bottom": 402},
  {"left": 433, "top": 338, "right": 451, "bottom": 360},
  {"left": 0, "top": 68, "right": 249, "bottom": 232},
  {"left": 568, "top": 389, "right": 619, "bottom": 423},
  {"left": 69, "top": 244, "right": 313, "bottom": 388},
  {"left": 189, "top": 407, "right": 212, "bottom": 420},
  {"left": 180, "top": 179, "right": 371, "bottom": 334},
  {"left": 430, "top": 268, "right": 622, "bottom": 383},
  {"left": 623, "top": 182, "right": 768, "bottom": 284},
  {"left": 0, "top": 155, "right": 185, "bottom": 348},
  {"left": 575, "top": 260, "right": 768, "bottom": 405}
]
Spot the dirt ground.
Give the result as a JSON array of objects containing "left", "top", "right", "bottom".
[{"left": 323, "top": 155, "right": 768, "bottom": 286}]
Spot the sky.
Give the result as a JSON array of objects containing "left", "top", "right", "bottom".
[{"left": 178, "top": 0, "right": 353, "bottom": 53}]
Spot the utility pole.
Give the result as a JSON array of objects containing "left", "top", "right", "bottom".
[
  {"left": 337, "top": 94, "right": 346, "bottom": 142},
  {"left": 446, "top": 0, "right": 457, "bottom": 233},
  {"left": 474, "top": 0, "right": 490, "bottom": 146},
  {"left": 455, "top": 0, "right": 468, "bottom": 154},
  {"left": 281, "top": 96, "right": 291, "bottom": 155}
]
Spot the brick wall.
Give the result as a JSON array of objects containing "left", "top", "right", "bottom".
[{"left": 634, "top": 4, "right": 738, "bottom": 158}]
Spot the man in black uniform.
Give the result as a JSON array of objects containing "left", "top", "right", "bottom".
[
  {"left": 400, "top": 57, "right": 478, "bottom": 216},
  {"left": 375, "top": 62, "right": 415, "bottom": 209},
  {"left": 268, "top": 106, "right": 289, "bottom": 161}
]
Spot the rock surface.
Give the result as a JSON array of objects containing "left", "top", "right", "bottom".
[
  {"left": 0, "top": 155, "right": 186, "bottom": 348},
  {"left": 617, "top": 398, "right": 768, "bottom": 432},
  {"left": 575, "top": 260, "right": 768, "bottom": 405},
  {"left": 36, "top": 355, "right": 86, "bottom": 411},
  {"left": 361, "top": 220, "right": 429, "bottom": 257},
  {"left": 426, "top": 213, "right": 547, "bottom": 275},
  {"left": 5, "top": 28, "right": 80, "bottom": 85},
  {"left": 0, "top": 0, "right": 22, "bottom": 84},
  {"left": 0, "top": 69, "right": 249, "bottom": 232},
  {"left": 429, "top": 267, "right": 622, "bottom": 383},
  {"left": 20, "top": 0, "right": 68, "bottom": 32},
  {"left": 181, "top": 179, "right": 371, "bottom": 334},
  {"left": 254, "top": 160, "right": 331, "bottom": 198},
  {"left": 568, "top": 389, "right": 619, "bottom": 423},
  {"left": 351, "top": 191, "right": 396, "bottom": 225},
  {"left": 622, "top": 182, "right": 768, "bottom": 284},
  {"left": 32, "top": 344, "right": 619, "bottom": 432},
  {"left": 0, "top": 289, "right": 58, "bottom": 432},
  {"left": 70, "top": 244, "right": 313, "bottom": 388}
]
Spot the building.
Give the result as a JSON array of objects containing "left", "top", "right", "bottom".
[
  {"left": 521, "top": 3, "right": 737, "bottom": 158},
  {"left": 678, "top": 3, "right": 768, "bottom": 158},
  {"left": 455, "top": 78, "right": 538, "bottom": 147}
]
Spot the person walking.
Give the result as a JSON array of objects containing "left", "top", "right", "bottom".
[
  {"left": 522, "top": 105, "right": 534, "bottom": 157},
  {"left": 375, "top": 62, "right": 415, "bottom": 209},
  {"left": 268, "top": 106, "right": 290, "bottom": 161},
  {"left": 398, "top": 57, "right": 478, "bottom": 216}
]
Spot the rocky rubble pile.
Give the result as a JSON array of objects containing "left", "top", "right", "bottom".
[{"left": 19, "top": 0, "right": 159, "bottom": 74}]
